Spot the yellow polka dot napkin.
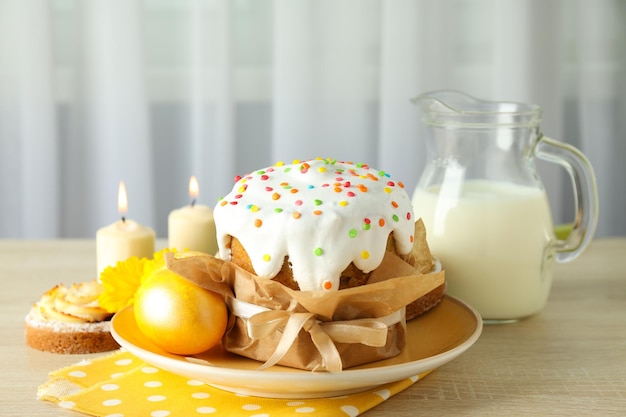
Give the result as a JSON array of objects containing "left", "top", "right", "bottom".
[{"left": 38, "top": 350, "right": 432, "bottom": 417}]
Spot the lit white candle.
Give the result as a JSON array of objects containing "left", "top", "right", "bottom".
[
  {"left": 96, "top": 181, "right": 156, "bottom": 275},
  {"left": 168, "top": 176, "right": 217, "bottom": 254}
]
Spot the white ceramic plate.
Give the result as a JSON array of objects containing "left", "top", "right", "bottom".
[{"left": 111, "top": 295, "right": 482, "bottom": 399}]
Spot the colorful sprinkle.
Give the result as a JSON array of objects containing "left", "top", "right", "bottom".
[{"left": 216, "top": 158, "right": 416, "bottom": 293}]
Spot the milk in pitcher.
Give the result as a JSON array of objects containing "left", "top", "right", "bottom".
[
  {"left": 412, "top": 180, "right": 557, "bottom": 320},
  {"left": 411, "top": 90, "right": 598, "bottom": 320}
]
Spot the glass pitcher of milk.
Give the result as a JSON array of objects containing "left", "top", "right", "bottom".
[{"left": 411, "top": 90, "right": 598, "bottom": 322}]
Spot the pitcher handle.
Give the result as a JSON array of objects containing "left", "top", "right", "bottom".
[{"left": 534, "top": 136, "right": 599, "bottom": 263}]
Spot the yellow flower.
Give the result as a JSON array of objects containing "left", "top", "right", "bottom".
[
  {"left": 98, "top": 256, "right": 146, "bottom": 313},
  {"left": 98, "top": 248, "right": 177, "bottom": 313}
]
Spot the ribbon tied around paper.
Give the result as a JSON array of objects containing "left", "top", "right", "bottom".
[{"left": 228, "top": 297, "right": 404, "bottom": 372}]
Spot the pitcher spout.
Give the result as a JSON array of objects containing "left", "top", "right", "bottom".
[{"left": 412, "top": 90, "right": 542, "bottom": 127}]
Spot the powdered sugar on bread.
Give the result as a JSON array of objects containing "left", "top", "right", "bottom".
[{"left": 24, "top": 280, "right": 119, "bottom": 354}]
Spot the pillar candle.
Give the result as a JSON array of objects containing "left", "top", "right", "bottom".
[
  {"left": 96, "top": 181, "right": 155, "bottom": 275},
  {"left": 168, "top": 176, "right": 217, "bottom": 254}
]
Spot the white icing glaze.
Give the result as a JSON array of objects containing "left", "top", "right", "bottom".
[{"left": 214, "top": 158, "right": 415, "bottom": 291}]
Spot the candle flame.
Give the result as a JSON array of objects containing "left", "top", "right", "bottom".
[
  {"left": 189, "top": 176, "right": 199, "bottom": 199},
  {"left": 118, "top": 181, "right": 128, "bottom": 216}
]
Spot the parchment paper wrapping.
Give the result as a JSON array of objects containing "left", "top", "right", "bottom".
[{"left": 166, "top": 220, "right": 444, "bottom": 372}]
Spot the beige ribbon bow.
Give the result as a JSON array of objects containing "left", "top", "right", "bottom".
[{"left": 228, "top": 297, "right": 403, "bottom": 372}]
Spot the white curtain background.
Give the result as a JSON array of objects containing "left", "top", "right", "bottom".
[{"left": 0, "top": 0, "right": 624, "bottom": 239}]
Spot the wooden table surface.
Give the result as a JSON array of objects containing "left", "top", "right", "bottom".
[{"left": 1, "top": 238, "right": 625, "bottom": 416}]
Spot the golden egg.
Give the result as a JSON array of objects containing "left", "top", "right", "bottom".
[{"left": 134, "top": 267, "right": 228, "bottom": 355}]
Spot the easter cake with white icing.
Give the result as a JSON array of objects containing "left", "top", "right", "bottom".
[{"left": 214, "top": 158, "right": 445, "bottom": 320}]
